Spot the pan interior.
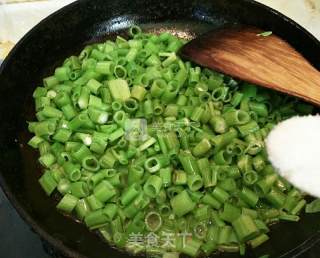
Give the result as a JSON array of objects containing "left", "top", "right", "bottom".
[{"left": 0, "top": 1, "right": 320, "bottom": 257}]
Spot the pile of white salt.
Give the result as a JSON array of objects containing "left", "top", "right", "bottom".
[{"left": 266, "top": 115, "right": 320, "bottom": 197}]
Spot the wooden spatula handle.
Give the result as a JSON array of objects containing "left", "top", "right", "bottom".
[{"left": 180, "top": 27, "right": 320, "bottom": 106}]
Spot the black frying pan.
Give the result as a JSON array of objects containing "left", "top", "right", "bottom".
[{"left": 1, "top": 0, "right": 320, "bottom": 257}]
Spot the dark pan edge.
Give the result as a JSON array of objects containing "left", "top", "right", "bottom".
[
  {"left": 0, "top": 1, "right": 88, "bottom": 257},
  {"left": 251, "top": 0, "right": 320, "bottom": 47}
]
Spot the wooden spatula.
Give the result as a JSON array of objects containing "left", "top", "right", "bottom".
[{"left": 179, "top": 26, "right": 320, "bottom": 105}]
